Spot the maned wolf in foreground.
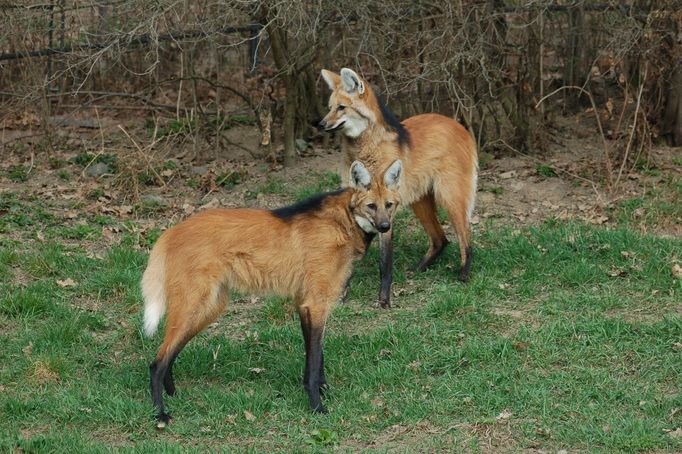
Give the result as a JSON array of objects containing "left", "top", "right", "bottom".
[
  {"left": 320, "top": 68, "right": 478, "bottom": 308},
  {"left": 141, "top": 160, "right": 402, "bottom": 426}
]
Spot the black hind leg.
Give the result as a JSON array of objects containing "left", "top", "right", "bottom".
[
  {"left": 150, "top": 359, "right": 172, "bottom": 427},
  {"left": 459, "top": 246, "right": 473, "bottom": 282},
  {"left": 163, "top": 353, "right": 178, "bottom": 396}
]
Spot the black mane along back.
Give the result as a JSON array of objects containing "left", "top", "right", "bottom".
[
  {"left": 271, "top": 189, "right": 347, "bottom": 221},
  {"left": 376, "top": 93, "right": 410, "bottom": 147}
]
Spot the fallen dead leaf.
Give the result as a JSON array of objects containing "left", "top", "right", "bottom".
[
  {"left": 408, "top": 360, "right": 422, "bottom": 371},
  {"left": 591, "top": 215, "right": 609, "bottom": 225},
  {"left": 182, "top": 203, "right": 196, "bottom": 215},
  {"left": 22, "top": 342, "right": 33, "bottom": 356},
  {"left": 672, "top": 263, "right": 682, "bottom": 280},
  {"left": 56, "top": 278, "right": 77, "bottom": 287},
  {"left": 512, "top": 341, "right": 531, "bottom": 351},
  {"left": 200, "top": 198, "right": 221, "bottom": 210},
  {"left": 244, "top": 410, "right": 256, "bottom": 422},
  {"left": 499, "top": 170, "right": 517, "bottom": 179},
  {"left": 249, "top": 367, "right": 265, "bottom": 374},
  {"left": 666, "top": 427, "right": 682, "bottom": 439},
  {"left": 102, "top": 227, "right": 117, "bottom": 241},
  {"left": 496, "top": 409, "right": 512, "bottom": 421},
  {"left": 224, "top": 414, "right": 237, "bottom": 425},
  {"left": 608, "top": 268, "right": 627, "bottom": 277}
]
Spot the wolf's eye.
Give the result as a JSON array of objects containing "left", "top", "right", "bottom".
[
  {"left": 385, "top": 201, "right": 394, "bottom": 209},
  {"left": 367, "top": 203, "right": 377, "bottom": 210},
  {"left": 337, "top": 105, "right": 346, "bottom": 111}
]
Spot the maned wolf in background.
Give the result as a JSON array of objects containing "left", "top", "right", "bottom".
[
  {"left": 320, "top": 67, "right": 478, "bottom": 308},
  {"left": 141, "top": 159, "right": 402, "bottom": 426}
]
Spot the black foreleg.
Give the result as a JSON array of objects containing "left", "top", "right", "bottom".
[
  {"left": 378, "top": 230, "right": 394, "bottom": 308},
  {"left": 299, "top": 307, "right": 327, "bottom": 413}
]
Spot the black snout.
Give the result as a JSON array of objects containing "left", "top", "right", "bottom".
[
  {"left": 318, "top": 119, "right": 327, "bottom": 129},
  {"left": 378, "top": 221, "right": 391, "bottom": 233}
]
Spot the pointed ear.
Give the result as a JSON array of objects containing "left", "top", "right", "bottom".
[
  {"left": 321, "top": 69, "right": 340, "bottom": 91},
  {"left": 349, "top": 160, "right": 371, "bottom": 190},
  {"left": 383, "top": 160, "right": 402, "bottom": 189},
  {"left": 340, "top": 68, "right": 365, "bottom": 95}
]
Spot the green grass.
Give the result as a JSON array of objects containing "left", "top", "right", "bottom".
[
  {"left": 536, "top": 164, "right": 557, "bottom": 178},
  {"left": 0, "top": 192, "right": 680, "bottom": 452},
  {"left": 611, "top": 174, "right": 681, "bottom": 230},
  {"left": 293, "top": 171, "right": 341, "bottom": 200}
]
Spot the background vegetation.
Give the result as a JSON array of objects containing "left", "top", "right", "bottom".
[{"left": 1, "top": 1, "right": 681, "bottom": 174}]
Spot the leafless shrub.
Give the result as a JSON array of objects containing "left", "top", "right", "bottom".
[{"left": 1, "top": 0, "right": 679, "bottom": 180}]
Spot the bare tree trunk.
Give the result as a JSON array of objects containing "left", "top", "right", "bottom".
[
  {"left": 563, "top": 4, "right": 584, "bottom": 111},
  {"left": 282, "top": 73, "right": 297, "bottom": 166},
  {"left": 264, "top": 14, "right": 297, "bottom": 165},
  {"left": 663, "top": 65, "right": 682, "bottom": 146}
]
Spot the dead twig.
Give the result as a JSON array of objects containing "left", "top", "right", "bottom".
[
  {"left": 117, "top": 124, "right": 165, "bottom": 187},
  {"left": 614, "top": 65, "right": 647, "bottom": 189},
  {"left": 535, "top": 85, "right": 614, "bottom": 187}
]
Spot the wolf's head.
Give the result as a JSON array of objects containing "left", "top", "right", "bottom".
[
  {"left": 319, "top": 68, "right": 379, "bottom": 139},
  {"left": 348, "top": 160, "right": 402, "bottom": 233}
]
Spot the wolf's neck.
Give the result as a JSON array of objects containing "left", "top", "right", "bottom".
[
  {"left": 332, "top": 191, "right": 376, "bottom": 255},
  {"left": 343, "top": 122, "right": 397, "bottom": 156}
]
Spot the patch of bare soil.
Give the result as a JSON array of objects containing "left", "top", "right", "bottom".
[
  {"left": 1, "top": 112, "right": 679, "bottom": 248},
  {"left": 475, "top": 128, "right": 681, "bottom": 237}
]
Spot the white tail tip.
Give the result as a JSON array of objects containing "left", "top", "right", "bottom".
[{"left": 141, "top": 249, "right": 166, "bottom": 337}]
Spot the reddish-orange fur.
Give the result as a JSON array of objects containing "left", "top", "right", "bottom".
[
  {"left": 142, "top": 161, "right": 401, "bottom": 424},
  {"left": 321, "top": 68, "right": 478, "bottom": 300}
]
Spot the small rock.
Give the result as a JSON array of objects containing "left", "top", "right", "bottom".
[
  {"left": 85, "top": 162, "right": 111, "bottom": 178},
  {"left": 295, "top": 139, "right": 310, "bottom": 152},
  {"left": 499, "top": 170, "right": 517, "bottom": 179},
  {"left": 191, "top": 166, "right": 209, "bottom": 175},
  {"left": 478, "top": 192, "right": 495, "bottom": 204},
  {"left": 141, "top": 194, "right": 168, "bottom": 206},
  {"left": 510, "top": 181, "right": 525, "bottom": 192}
]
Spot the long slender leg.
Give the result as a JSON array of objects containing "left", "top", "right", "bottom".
[
  {"left": 150, "top": 288, "right": 227, "bottom": 426},
  {"left": 460, "top": 246, "right": 473, "bottom": 282},
  {"left": 319, "top": 351, "right": 327, "bottom": 391},
  {"left": 163, "top": 351, "right": 179, "bottom": 396},
  {"left": 300, "top": 311, "right": 311, "bottom": 387},
  {"left": 299, "top": 306, "right": 328, "bottom": 413},
  {"left": 439, "top": 197, "right": 473, "bottom": 282},
  {"left": 378, "top": 230, "right": 393, "bottom": 308},
  {"left": 300, "top": 312, "right": 328, "bottom": 393},
  {"left": 150, "top": 341, "right": 187, "bottom": 427},
  {"left": 410, "top": 192, "right": 449, "bottom": 271}
]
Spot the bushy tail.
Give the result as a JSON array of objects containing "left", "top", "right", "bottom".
[
  {"left": 141, "top": 246, "right": 167, "bottom": 337},
  {"left": 467, "top": 165, "right": 479, "bottom": 223}
]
